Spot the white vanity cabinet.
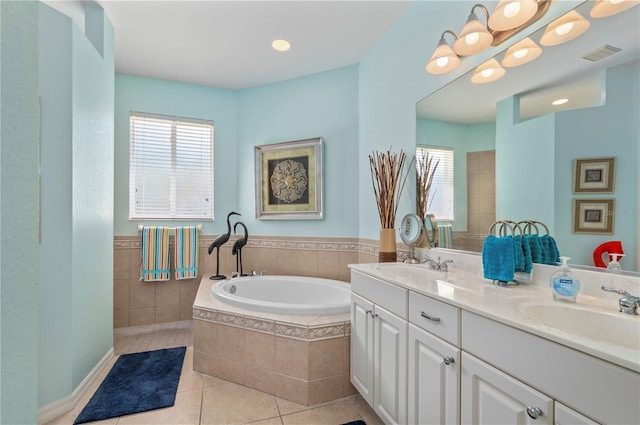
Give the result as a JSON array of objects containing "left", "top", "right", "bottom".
[
  {"left": 461, "top": 352, "right": 553, "bottom": 424},
  {"left": 554, "top": 402, "right": 600, "bottom": 425},
  {"left": 351, "top": 273, "right": 408, "bottom": 425},
  {"left": 407, "top": 292, "right": 460, "bottom": 425}
]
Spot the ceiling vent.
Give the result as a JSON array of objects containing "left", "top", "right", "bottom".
[{"left": 581, "top": 45, "right": 622, "bottom": 62}]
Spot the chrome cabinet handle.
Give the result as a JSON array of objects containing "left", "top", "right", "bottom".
[
  {"left": 365, "top": 309, "right": 372, "bottom": 316},
  {"left": 526, "top": 407, "right": 543, "bottom": 419},
  {"left": 371, "top": 313, "right": 379, "bottom": 319},
  {"left": 420, "top": 311, "right": 441, "bottom": 323},
  {"left": 443, "top": 356, "right": 455, "bottom": 365}
]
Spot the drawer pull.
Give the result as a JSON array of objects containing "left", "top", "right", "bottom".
[
  {"left": 420, "top": 311, "right": 441, "bottom": 323},
  {"left": 371, "top": 313, "right": 379, "bottom": 319},
  {"left": 365, "top": 309, "right": 372, "bottom": 316},
  {"left": 526, "top": 407, "right": 543, "bottom": 419},
  {"left": 443, "top": 356, "right": 455, "bottom": 365}
]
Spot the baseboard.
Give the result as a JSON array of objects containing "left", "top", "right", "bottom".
[{"left": 37, "top": 347, "right": 115, "bottom": 424}]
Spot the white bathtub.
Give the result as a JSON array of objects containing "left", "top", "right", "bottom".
[{"left": 210, "top": 275, "right": 351, "bottom": 315}]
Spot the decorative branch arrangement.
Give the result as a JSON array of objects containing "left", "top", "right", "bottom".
[
  {"left": 416, "top": 152, "right": 439, "bottom": 219},
  {"left": 369, "top": 148, "right": 413, "bottom": 229}
]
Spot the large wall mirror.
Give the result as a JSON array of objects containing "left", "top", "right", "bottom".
[{"left": 416, "top": 0, "right": 639, "bottom": 272}]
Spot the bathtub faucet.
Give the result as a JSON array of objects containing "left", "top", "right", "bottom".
[{"left": 249, "top": 269, "right": 268, "bottom": 276}]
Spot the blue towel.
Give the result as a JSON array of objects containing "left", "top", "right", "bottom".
[
  {"left": 513, "top": 235, "right": 525, "bottom": 272},
  {"left": 527, "top": 235, "right": 543, "bottom": 264},
  {"left": 542, "top": 235, "right": 561, "bottom": 264},
  {"left": 482, "top": 235, "right": 515, "bottom": 282},
  {"left": 521, "top": 236, "right": 533, "bottom": 273}
]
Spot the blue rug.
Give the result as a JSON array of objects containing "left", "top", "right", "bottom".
[
  {"left": 74, "top": 346, "right": 186, "bottom": 424},
  {"left": 342, "top": 421, "right": 366, "bottom": 425}
]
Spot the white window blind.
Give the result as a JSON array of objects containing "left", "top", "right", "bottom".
[
  {"left": 129, "top": 112, "right": 214, "bottom": 220},
  {"left": 416, "top": 145, "right": 454, "bottom": 221}
]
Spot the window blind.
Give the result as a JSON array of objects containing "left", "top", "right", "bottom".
[
  {"left": 416, "top": 145, "right": 454, "bottom": 221},
  {"left": 129, "top": 112, "right": 214, "bottom": 220}
]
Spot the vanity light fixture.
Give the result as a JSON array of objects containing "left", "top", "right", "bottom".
[
  {"left": 488, "top": 0, "right": 539, "bottom": 31},
  {"left": 590, "top": 0, "right": 640, "bottom": 18},
  {"left": 501, "top": 37, "right": 542, "bottom": 67},
  {"left": 426, "top": 30, "right": 461, "bottom": 74},
  {"left": 453, "top": 4, "right": 494, "bottom": 56},
  {"left": 271, "top": 39, "right": 291, "bottom": 52},
  {"left": 552, "top": 98, "right": 569, "bottom": 105},
  {"left": 540, "top": 10, "right": 591, "bottom": 46},
  {"left": 471, "top": 58, "right": 506, "bottom": 84}
]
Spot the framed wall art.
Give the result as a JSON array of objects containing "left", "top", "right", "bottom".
[
  {"left": 572, "top": 198, "right": 615, "bottom": 234},
  {"left": 573, "top": 157, "right": 615, "bottom": 193},
  {"left": 254, "top": 137, "right": 323, "bottom": 220}
]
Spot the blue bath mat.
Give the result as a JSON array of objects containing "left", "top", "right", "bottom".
[
  {"left": 342, "top": 421, "right": 366, "bottom": 425},
  {"left": 74, "top": 346, "right": 186, "bottom": 424}
]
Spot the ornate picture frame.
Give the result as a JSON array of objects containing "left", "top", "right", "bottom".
[
  {"left": 572, "top": 198, "right": 615, "bottom": 234},
  {"left": 254, "top": 137, "right": 323, "bottom": 220},
  {"left": 573, "top": 157, "right": 615, "bottom": 193}
]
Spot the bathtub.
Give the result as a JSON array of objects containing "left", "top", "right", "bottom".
[{"left": 210, "top": 275, "right": 351, "bottom": 315}]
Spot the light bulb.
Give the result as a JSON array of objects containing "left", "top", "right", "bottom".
[
  {"left": 503, "top": 1, "right": 521, "bottom": 18},
  {"left": 465, "top": 32, "right": 480, "bottom": 45},
  {"left": 481, "top": 69, "right": 494, "bottom": 78},
  {"left": 555, "top": 22, "right": 574, "bottom": 36},
  {"left": 436, "top": 57, "right": 449, "bottom": 67},
  {"left": 514, "top": 48, "right": 528, "bottom": 58}
]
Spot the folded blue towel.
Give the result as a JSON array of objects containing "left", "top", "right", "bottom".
[
  {"left": 521, "top": 236, "right": 533, "bottom": 273},
  {"left": 482, "top": 235, "right": 515, "bottom": 282},
  {"left": 527, "top": 235, "right": 543, "bottom": 264},
  {"left": 541, "top": 235, "right": 560, "bottom": 264},
  {"left": 513, "top": 235, "right": 525, "bottom": 272}
]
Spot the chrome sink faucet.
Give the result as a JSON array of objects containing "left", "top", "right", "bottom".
[
  {"left": 602, "top": 285, "right": 640, "bottom": 315},
  {"left": 421, "top": 256, "right": 453, "bottom": 272}
]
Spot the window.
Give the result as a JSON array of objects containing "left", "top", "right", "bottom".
[
  {"left": 416, "top": 145, "right": 454, "bottom": 221},
  {"left": 129, "top": 112, "right": 214, "bottom": 220}
]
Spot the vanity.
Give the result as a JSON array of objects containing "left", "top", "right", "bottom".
[{"left": 349, "top": 258, "right": 640, "bottom": 425}]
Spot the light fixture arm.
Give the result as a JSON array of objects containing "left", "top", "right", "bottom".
[
  {"left": 470, "top": 4, "right": 490, "bottom": 25},
  {"left": 440, "top": 30, "right": 458, "bottom": 43}
]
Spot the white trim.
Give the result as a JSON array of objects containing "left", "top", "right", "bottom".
[{"left": 37, "top": 348, "right": 115, "bottom": 424}]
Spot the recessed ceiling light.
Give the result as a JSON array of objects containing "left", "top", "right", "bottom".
[
  {"left": 552, "top": 98, "right": 569, "bottom": 106},
  {"left": 272, "top": 39, "right": 291, "bottom": 52}
]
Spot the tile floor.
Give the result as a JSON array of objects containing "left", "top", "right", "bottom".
[{"left": 45, "top": 321, "right": 384, "bottom": 425}]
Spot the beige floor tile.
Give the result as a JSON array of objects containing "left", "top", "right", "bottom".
[
  {"left": 200, "top": 381, "right": 279, "bottom": 425},
  {"left": 274, "top": 397, "right": 310, "bottom": 416},
  {"left": 350, "top": 396, "right": 385, "bottom": 425},
  {"left": 116, "top": 388, "right": 203, "bottom": 425},
  {"left": 280, "top": 400, "right": 360, "bottom": 425},
  {"left": 248, "top": 417, "right": 284, "bottom": 425}
]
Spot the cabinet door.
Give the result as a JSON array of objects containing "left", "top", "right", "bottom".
[
  {"left": 373, "top": 304, "right": 407, "bottom": 425},
  {"left": 351, "top": 292, "right": 374, "bottom": 405},
  {"left": 462, "top": 352, "right": 553, "bottom": 425},
  {"left": 408, "top": 323, "right": 460, "bottom": 425},
  {"left": 555, "top": 402, "right": 600, "bottom": 425}
]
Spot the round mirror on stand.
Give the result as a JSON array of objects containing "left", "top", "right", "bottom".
[
  {"left": 424, "top": 214, "right": 437, "bottom": 248},
  {"left": 400, "top": 214, "right": 427, "bottom": 263}
]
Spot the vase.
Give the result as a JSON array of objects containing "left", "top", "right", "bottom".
[{"left": 378, "top": 228, "right": 397, "bottom": 262}]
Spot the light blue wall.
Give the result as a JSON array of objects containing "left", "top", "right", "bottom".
[
  {"left": 357, "top": 0, "right": 581, "bottom": 239},
  {"left": 37, "top": 2, "right": 115, "bottom": 408},
  {"left": 237, "top": 65, "right": 359, "bottom": 236},
  {"left": 0, "top": 1, "right": 39, "bottom": 422},
  {"left": 70, "top": 6, "right": 115, "bottom": 390},
  {"left": 554, "top": 61, "right": 639, "bottom": 270},
  {"left": 115, "top": 65, "right": 359, "bottom": 237},
  {"left": 417, "top": 119, "right": 496, "bottom": 230},
  {"left": 114, "top": 74, "right": 238, "bottom": 235},
  {"left": 495, "top": 95, "right": 556, "bottom": 227},
  {"left": 38, "top": 2, "right": 74, "bottom": 407}
]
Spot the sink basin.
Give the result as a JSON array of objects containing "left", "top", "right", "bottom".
[
  {"left": 517, "top": 302, "right": 640, "bottom": 350},
  {"left": 374, "top": 263, "right": 471, "bottom": 294}
]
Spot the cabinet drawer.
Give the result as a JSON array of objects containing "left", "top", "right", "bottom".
[
  {"left": 351, "top": 271, "right": 407, "bottom": 319},
  {"left": 409, "top": 291, "right": 460, "bottom": 346}
]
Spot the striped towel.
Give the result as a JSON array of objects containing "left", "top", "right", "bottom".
[
  {"left": 140, "top": 226, "right": 170, "bottom": 282},
  {"left": 174, "top": 226, "right": 199, "bottom": 280},
  {"left": 437, "top": 224, "right": 453, "bottom": 248}
]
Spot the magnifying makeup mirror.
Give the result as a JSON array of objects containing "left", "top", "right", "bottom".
[{"left": 400, "top": 213, "right": 427, "bottom": 263}]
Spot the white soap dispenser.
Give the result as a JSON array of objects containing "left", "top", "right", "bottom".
[{"left": 550, "top": 256, "right": 580, "bottom": 303}]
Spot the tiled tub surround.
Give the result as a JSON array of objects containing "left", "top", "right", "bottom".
[
  {"left": 113, "top": 234, "right": 407, "bottom": 328},
  {"left": 192, "top": 276, "right": 357, "bottom": 406}
]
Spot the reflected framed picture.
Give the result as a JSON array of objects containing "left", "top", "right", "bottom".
[
  {"left": 572, "top": 198, "right": 615, "bottom": 234},
  {"left": 254, "top": 137, "right": 323, "bottom": 220},
  {"left": 573, "top": 157, "right": 615, "bottom": 193}
]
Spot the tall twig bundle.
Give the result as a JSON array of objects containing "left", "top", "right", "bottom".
[
  {"left": 369, "top": 149, "right": 412, "bottom": 229},
  {"left": 416, "top": 152, "right": 439, "bottom": 219}
]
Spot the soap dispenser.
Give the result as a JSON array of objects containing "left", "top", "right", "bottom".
[{"left": 550, "top": 256, "right": 580, "bottom": 303}]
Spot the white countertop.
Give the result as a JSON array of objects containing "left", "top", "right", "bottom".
[{"left": 349, "top": 262, "right": 640, "bottom": 373}]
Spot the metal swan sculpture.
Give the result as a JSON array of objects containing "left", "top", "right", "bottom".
[
  {"left": 232, "top": 221, "right": 248, "bottom": 276},
  {"left": 208, "top": 211, "right": 240, "bottom": 280}
]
